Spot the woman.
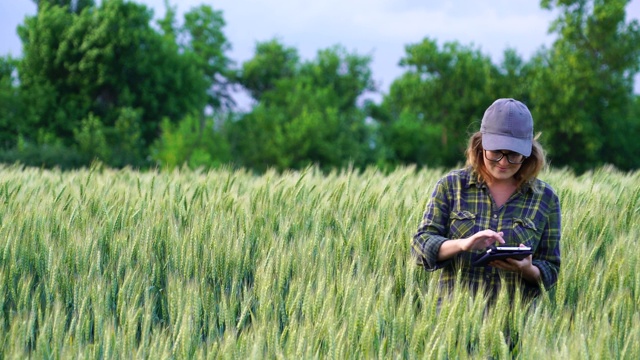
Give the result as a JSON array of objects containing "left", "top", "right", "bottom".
[{"left": 411, "top": 98, "right": 561, "bottom": 299}]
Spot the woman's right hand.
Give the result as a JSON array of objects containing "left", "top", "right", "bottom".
[
  {"left": 459, "top": 230, "right": 505, "bottom": 251},
  {"left": 437, "top": 230, "right": 505, "bottom": 261}
]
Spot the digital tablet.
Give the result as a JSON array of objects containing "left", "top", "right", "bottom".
[{"left": 471, "top": 246, "right": 532, "bottom": 267}]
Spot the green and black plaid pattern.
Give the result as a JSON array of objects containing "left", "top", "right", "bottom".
[{"left": 411, "top": 168, "right": 561, "bottom": 296}]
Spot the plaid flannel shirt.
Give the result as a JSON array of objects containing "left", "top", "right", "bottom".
[{"left": 411, "top": 168, "right": 561, "bottom": 297}]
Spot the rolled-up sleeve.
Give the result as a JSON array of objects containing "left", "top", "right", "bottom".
[{"left": 411, "top": 179, "right": 452, "bottom": 271}]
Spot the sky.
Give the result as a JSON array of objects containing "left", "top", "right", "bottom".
[{"left": 1, "top": 0, "right": 639, "bottom": 98}]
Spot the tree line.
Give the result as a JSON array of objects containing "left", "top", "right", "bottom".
[{"left": 1, "top": 0, "right": 639, "bottom": 173}]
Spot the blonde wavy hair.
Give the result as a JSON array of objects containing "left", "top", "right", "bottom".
[{"left": 465, "top": 131, "right": 546, "bottom": 189}]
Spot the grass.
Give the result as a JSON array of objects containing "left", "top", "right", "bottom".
[{"left": 0, "top": 163, "right": 638, "bottom": 359}]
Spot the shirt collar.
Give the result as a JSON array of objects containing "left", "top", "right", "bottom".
[
  {"left": 466, "top": 172, "right": 484, "bottom": 189},
  {"left": 465, "top": 167, "right": 534, "bottom": 193}
]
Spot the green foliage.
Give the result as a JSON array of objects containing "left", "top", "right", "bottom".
[
  {"left": 33, "top": 0, "right": 95, "bottom": 14},
  {"left": 109, "top": 107, "right": 145, "bottom": 167},
  {"left": 0, "top": 165, "right": 639, "bottom": 357},
  {"left": 378, "top": 109, "right": 446, "bottom": 168},
  {"left": 5, "top": 0, "right": 640, "bottom": 173},
  {"left": 181, "top": 5, "right": 234, "bottom": 110},
  {"left": 0, "top": 56, "right": 22, "bottom": 148},
  {"left": 73, "top": 112, "right": 110, "bottom": 161},
  {"left": 0, "top": 141, "right": 90, "bottom": 169},
  {"left": 17, "top": 0, "right": 211, "bottom": 150},
  {"left": 230, "top": 103, "right": 372, "bottom": 172},
  {"left": 239, "top": 39, "right": 299, "bottom": 100},
  {"left": 606, "top": 95, "right": 640, "bottom": 170},
  {"left": 374, "top": 38, "right": 501, "bottom": 167},
  {"left": 150, "top": 113, "right": 231, "bottom": 169},
  {"left": 232, "top": 41, "right": 376, "bottom": 172},
  {"left": 157, "top": 0, "right": 177, "bottom": 39},
  {"left": 375, "top": 0, "right": 640, "bottom": 173},
  {"left": 496, "top": 48, "right": 532, "bottom": 102},
  {"left": 17, "top": 3, "right": 76, "bottom": 139},
  {"left": 530, "top": 0, "right": 640, "bottom": 171},
  {"left": 298, "top": 46, "right": 375, "bottom": 112},
  {"left": 226, "top": 106, "right": 289, "bottom": 171}
]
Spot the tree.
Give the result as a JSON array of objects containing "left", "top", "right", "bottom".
[
  {"left": 110, "top": 106, "right": 145, "bottom": 167},
  {"left": 17, "top": 3, "right": 76, "bottom": 142},
  {"left": 374, "top": 38, "right": 501, "bottom": 168},
  {"left": 73, "top": 112, "right": 110, "bottom": 161},
  {"left": 32, "top": 0, "right": 95, "bottom": 14},
  {"left": 496, "top": 48, "right": 532, "bottom": 103},
  {"left": 231, "top": 41, "right": 376, "bottom": 172},
  {"left": 239, "top": 39, "right": 299, "bottom": 101},
  {"left": 528, "top": 0, "right": 640, "bottom": 171},
  {"left": 149, "top": 3, "right": 235, "bottom": 169},
  {"left": 0, "top": 56, "right": 22, "bottom": 148},
  {"left": 181, "top": 5, "right": 235, "bottom": 111},
  {"left": 17, "top": 0, "right": 210, "bottom": 158},
  {"left": 150, "top": 113, "right": 231, "bottom": 169}
]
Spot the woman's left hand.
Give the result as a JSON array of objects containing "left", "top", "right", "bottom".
[
  {"left": 489, "top": 255, "right": 532, "bottom": 273},
  {"left": 489, "top": 244, "right": 541, "bottom": 283}
]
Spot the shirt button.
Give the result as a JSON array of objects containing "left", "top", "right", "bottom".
[{"left": 493, "top": 214, "right": 497, "bottom": 219}]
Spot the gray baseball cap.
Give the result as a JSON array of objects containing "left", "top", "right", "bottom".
[{"left": 480, "top": 98, "right": 533, "bottom": 157}]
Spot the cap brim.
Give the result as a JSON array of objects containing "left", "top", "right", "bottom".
[{"left": 482, "top": 133, "right": 532, "bottom": 157}]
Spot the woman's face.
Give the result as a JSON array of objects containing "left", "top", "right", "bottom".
[{"left": 482, "top": 150, "right": 523, "bottom": 184}]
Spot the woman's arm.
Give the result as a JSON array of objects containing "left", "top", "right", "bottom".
[
  {"left": 437, "top": 230, "right": 506, "bottom": 261},
  {"left": 411, "top": 180, "right": 450, "bottom": 270}
]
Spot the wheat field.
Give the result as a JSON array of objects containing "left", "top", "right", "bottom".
[{"left": 0, "top": 163, "right": 638, "bottom": 359}]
